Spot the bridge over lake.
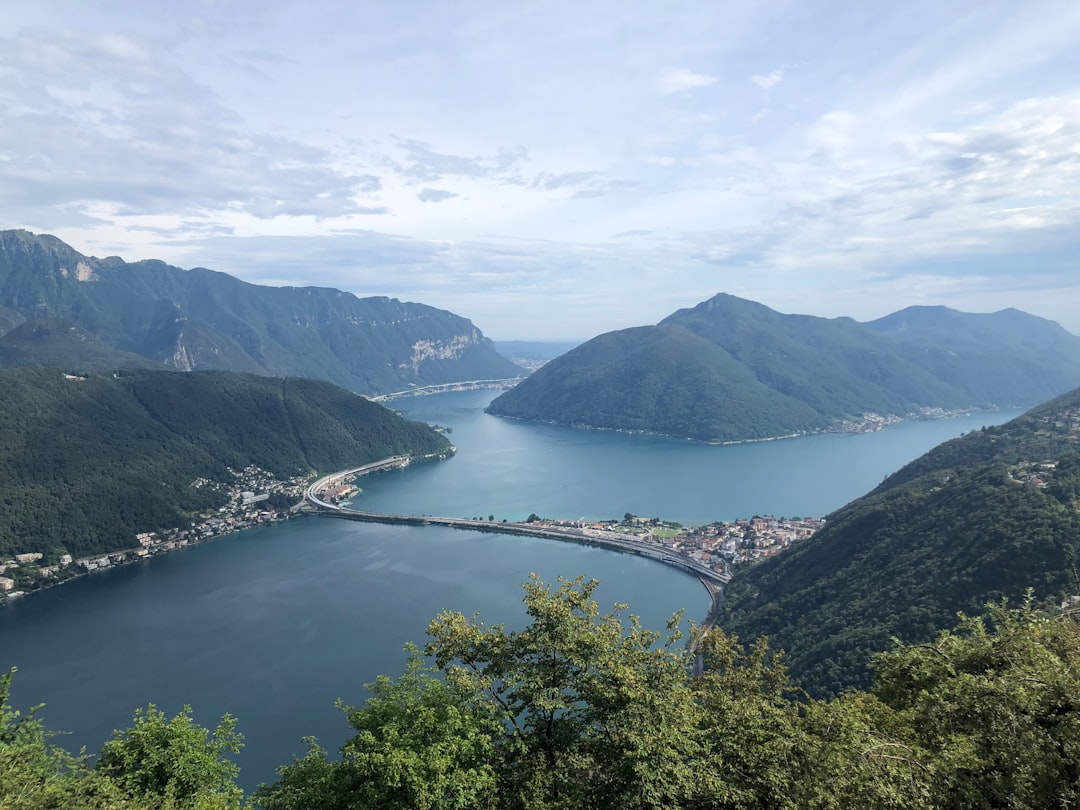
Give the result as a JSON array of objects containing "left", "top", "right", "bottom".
[
  {"left": 368, "top": 378, "right": 524, "bottom": 403},
  {"left": 303, "top": 457, "right": 731, "bottom": 641}
]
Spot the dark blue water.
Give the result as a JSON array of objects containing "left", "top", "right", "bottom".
[
  {"left": 0, "top": 520, "right": 707, "bottom": 791},
  {"left": 0, "top": 391, "right": 1021, "bottom": 791}
]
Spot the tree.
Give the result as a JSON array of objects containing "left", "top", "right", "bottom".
[
  {"left": 425, "top": 575, "right": 700, "bottom": 809},
  {"left": 255, "top": 647, "right": 499, "bottom": 810},
  {"left": 96, "top": 704, "right": 243, "bottom": 808},
  {"left": 872, "top": 597, "right": 1080, "bottom": 809}
]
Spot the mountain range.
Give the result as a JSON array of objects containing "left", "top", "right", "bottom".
[
  {"left": 0, "top": 230, "right": 521, "bottom": 394},
  {"left": 486, "top": 293, "right": 1080, "bottom": 442},
  {"left": 718, "top": 385, "right": 1080, "bottom": 695}
]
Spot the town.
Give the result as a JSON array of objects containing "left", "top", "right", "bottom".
[
  {"left": 0, "top": 466, "right": 310, "bottom": 603},
  {"left": 522, "top": 513, "right": 824, "bottom": 574}
]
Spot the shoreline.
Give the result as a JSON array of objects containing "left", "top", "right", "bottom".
[{"left": 483, "top": 406, "right": 997, "bottom": 446}]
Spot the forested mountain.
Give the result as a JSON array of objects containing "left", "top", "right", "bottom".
[
  {"left": 0, "top": 368, "right": 450, "bottom": 561},
  {"left": 718, "top": 387, "right": 1080, "bottom": 696},
  {"left": 486, "top": 293, "right": 1080, "bottom": 442},
  {"left": 0, "top": 230, "right": 521, "bottom": 394}
]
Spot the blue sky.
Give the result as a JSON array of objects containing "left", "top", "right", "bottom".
[{"left": 3, "top": 1, "right": 1079, "bottom": 339}]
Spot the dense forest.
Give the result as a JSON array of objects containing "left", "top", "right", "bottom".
[
  {"left": 718, "top": 386, "right": 1080, "bottom": 696},
  {"left": 4, "top": 576, "right": 1080, "bottom": 809},
  {"left": 487, "top": 293, "right": 1080, "bottom": 442},
  {"left": 0, "top": 368, "right": 450, "bottom": 561}
]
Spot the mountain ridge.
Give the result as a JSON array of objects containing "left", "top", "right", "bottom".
[
  {"left": 486, "top": 292, "right": 1080, "bottom": 442},
  {"left": 0, "top": 229, "right": 521, "bottom": 394}
]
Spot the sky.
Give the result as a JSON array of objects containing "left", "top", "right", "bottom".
[{"left": 3, "top": 1, "right": 1079, "bottom": 340}]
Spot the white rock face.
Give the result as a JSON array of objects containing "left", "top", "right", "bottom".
[{"left": 402, "top": 330, "right": 479, "bottom": 373}]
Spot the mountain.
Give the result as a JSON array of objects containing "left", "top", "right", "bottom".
[
  {"left": 486, "top": 293, "right": 1080, "bottom": 442},
  {"left": 0, "top": 367, "right": 451, "bottom": 561},
  {"left": 0, "top": 230, "right": 522, "bottom": 393},
  {"left": 717, "top": 386, "right": 1080, "bottom": 696}
]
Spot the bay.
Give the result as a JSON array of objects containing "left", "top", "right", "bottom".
[{"left": 0, "top": 389, "right": 1022, "bottom": 791}]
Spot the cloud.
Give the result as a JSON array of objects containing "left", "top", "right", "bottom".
[
  {"left": 388, "top": 139, "right": 527, "bottom": 183},
  {"left": 751, "top": 69, "right": 783, "bottom": 91},
  {"left": 417, "top": 188, "right": 458, "bottom": 203},
  {"left": 532, "top": 171, "right": 603, "bottom": 190},
  {"left": 656, "top": 68, "right": 717, "bottom": 95},
  {"left": 0, "top": 28, "right": 382, "bottom": 227}
]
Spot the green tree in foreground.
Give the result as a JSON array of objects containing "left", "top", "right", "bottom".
[
  {"left": 7, "top": 579, "right": 1080, "bottom": 808},
  {"left": 0, "top": 668, "right": 113, "bottom": 808},
  {"left": 254, "top": 648, "right": 500, "bottom": 810},
  {"left": 96, "top": 704, "right": 244, "bottom": 809},
  {"left": 873, "top": 596, "right": 1080, "bottom": 809}
]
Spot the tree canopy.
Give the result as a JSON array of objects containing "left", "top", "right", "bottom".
[{"left": 5, "top": 578, "right": 1080, "bottom": 808}]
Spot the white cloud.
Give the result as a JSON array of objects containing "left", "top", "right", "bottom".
[
  {"left": 417, "top": 188, "right": 458, "bottom": 203},
  {"left": 751, "top": 69, "right": 783, "bottom": 91},
  {"left": 656, "top": 68, "right": 718, "bottom": 95}
]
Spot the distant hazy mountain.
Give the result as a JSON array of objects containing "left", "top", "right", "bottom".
[
  {"left": 486, "top": 293, "right": 1080, "bottom": 442},
  {"left": 493, "top": 340, "right": 582, "bottom": 371},
  {"left": 718, "top": 386, "right": 1080, "bottom": 696},
  {"left": 0, "top": 368, "right": 451, "bottom": 560},
  {"left": 0, "top": 230, "right": 522, "bottom": 394}
]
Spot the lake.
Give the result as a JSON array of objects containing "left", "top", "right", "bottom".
[{"left": 0, "top": 390, "right": 1021, "bottom": 790}]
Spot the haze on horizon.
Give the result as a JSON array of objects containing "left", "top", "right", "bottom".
[{"left": 3, "top": 1, "right": 1079, "bottom": 340}]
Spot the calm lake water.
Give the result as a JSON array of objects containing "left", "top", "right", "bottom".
[{"left": 0, "top": 390, "right": 1022, "bottom": 791}]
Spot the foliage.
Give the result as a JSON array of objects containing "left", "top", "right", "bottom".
[
  {"left": 0, "top": 367, "right": 449, "bottom": 559},
  {"left": 0, "top": 668, "right": 106, "bottom": 808},
  {"left": 259, "top": 576, "right": 942, "bottom": 809},
  {"left": 424, "top": 576, "right": 700, "bottom": 809},
  {"left": 1, "top": 670, "right": 241, "bottom": 809},
  {"left": 487, "top": 292, "right": 1080, "bottom": 442},
  {"left": 8, "top": 583, "right": 1080, "bottom": 808},
  {"left": 255, "top": 648, "right": 500, "bottom": 810},
  {"left": 96, "top": 705, "right": 243, "bottom": 808},
  {"left": 873, "top": 599, "right": 1080, "bottom": 808}
]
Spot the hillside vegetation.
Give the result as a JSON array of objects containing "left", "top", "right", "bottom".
[
  {"left": 487, "top": 293, "right": 1080, "bottom": 442},
  {"left": 0, "top": 230, "right": 521, "bottom": 394},
  {"left": 0, "top": 368, "right": 450, "bottom": 560},
  {"left": 718, "top": 386, "right": 1080, "bottom": 695}
]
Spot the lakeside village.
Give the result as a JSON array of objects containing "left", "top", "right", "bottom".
[
  {"left": 518, "top": 513, "right": 825, "bottom": 576},
  {"left": 1, "top": 465, "right": 822, "bottom": 605},
  {"left": 0, "top": 466, "right": 310, "bottom": 603}
]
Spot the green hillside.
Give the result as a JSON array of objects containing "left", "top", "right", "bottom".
[
  {"left": 717, "top": 387, "right": 1080, "bottom": 696},
  {"left": 487, "top": 293, "right": 1080, "bottom": 442},
  {"left": 0, "top": 368, "right": 450, "bottom": 561},
  {"left": 0, "top": 230, "right": 521, "bottom": 393}
]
